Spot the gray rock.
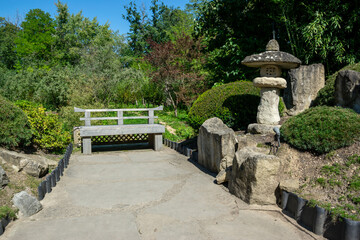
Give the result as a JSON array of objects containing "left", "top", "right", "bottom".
[
  {"left": 335, "top": 70, "right": 360, "bottom": 113},
  {"left": 257, "top": 88, "right": 281, "bottom": 124},
  {"left": 0, "top": 149, "right": 50, "bottom": 177},
  {"left": 197, "top": 118, "right": 237, "bottom": 173},
  {"left": 12, "top": 191, "right": 42, "bottom": 217},
  {"left": 229, "top": 147, "right": 280, "bottom": 205},
  {"left": 284, "top": 64, "right": 325, "bottom": 115},
  {"left": 215, "top": 167, "right": 232, "bottom": 185},
  {"left": 0, "top": 166, "right": 9, "bottom": 187},
  {"left": 247, "top": 123, "right": 281, "bottom": 135},
  {"left": 236, "top": 135, "right": 258, "bottom": 150},
  {"left": 279, "top": 179, "right": 300, "bottom": 192}
]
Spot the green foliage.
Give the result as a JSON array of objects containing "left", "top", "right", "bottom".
[
  {"left": 314, "top": 62, "right": 360, "bottom": 107},
  {"left": 0, "top": 95, "right": 32, "bottom": 149},
  {"left": 281, "top": 106, "right": 360, "bottom": 154},
  {"left": 0, "top": 67, "right": 69, "bottom": 110},
  {"left": 16, "top": 100, "right": 71, "bottom": 152},
  {"left": 14, "top": 9, "right": 55, "bottom": 68},
  {"left": 123, "top": 0, "right": 195, "bottom": 56},
  {"left": 0, "top": 206, "right": 17, "bottom": 220},
  {"left": 0, "top": 17, "right": 19, "bottom": 69},
  {"left": 158, "top": 109, "right": 196, "bottom": 141},
  {"left": 188, "top": 81, "right": 260, "bottom": 130}
]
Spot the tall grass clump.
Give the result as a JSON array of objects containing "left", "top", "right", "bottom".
[{"left": 281, "top": 106, "right": 360, "bottom": 154}]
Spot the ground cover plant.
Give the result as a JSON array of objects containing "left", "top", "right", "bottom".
[
  {"left": 281, "top": 106, "right": 360, "bottom": 154},
  {"left": 157, "top": 109, "right": 196, "bottom": 142},
  {"left": 296, "top": 153, "right": 360, "bottom": 221}
]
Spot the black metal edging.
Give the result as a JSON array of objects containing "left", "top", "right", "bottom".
[
  {"left": 281, "top": 191, "right": 360, "bottom": 240},
  {"left": 37, "top": 143, "right": 73, "bottom": 201},
  {"left": 163, "top": 138, "right": 198, "bottom": 162}
]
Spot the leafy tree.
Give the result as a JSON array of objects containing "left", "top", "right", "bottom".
[
  {"left": 14, "top": 9, "right": 55, "bottom": 68},
  {"left": 53, "top": 1, "right": 114, "bottom": 66},
  {"left": 145, "top": 33, "right": 206, "bottom": 116},
  {"left": 123, "top": 1, "right": 148, "bottom": 55},
  {"left": 123, "top": 0, "right": 195, "bottom": 56},
  {"left": 0, "top": 17, "right": 19, "bottom": 69}
]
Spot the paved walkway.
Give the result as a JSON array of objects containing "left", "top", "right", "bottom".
[{"left": 2, "top": 147, "right": 322, "bottom": 240}]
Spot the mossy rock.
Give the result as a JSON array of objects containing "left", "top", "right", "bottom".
[
  {"left": 281, "top": 106, "right": 360, "bottom": 154},
  {"left": 188, "top": 81, "right": 260, "bottom": 130},
  {"left": 314, "top": 62, "right": 360, "bottom": 106}
]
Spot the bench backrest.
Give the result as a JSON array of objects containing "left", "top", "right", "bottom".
[{"left": 74, "top": 106, "right": 163, "bottom": 126}]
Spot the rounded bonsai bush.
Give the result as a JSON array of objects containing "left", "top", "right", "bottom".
[
  {"left": 281, "top": 106, "right": 360, "bottom": 154},
  {"left": 188, "top": 81, "right": 260, "bottom": 130},
  {"left": 0, "top": 95, "right": 32, "bottom": 149}
]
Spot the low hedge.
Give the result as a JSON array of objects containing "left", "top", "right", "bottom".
[
  {"left": 0, "top": 95, "right": 32, "bottom": 149},
  {"left": 281, "top": 106, "right": 360, "bottom": 154},
  {"left": 188, "top": 81, "right": 260, "bottom": 130}
]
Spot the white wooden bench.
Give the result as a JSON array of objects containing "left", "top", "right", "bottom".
[{"left": 74, "top": 106, "right": 165, "bottom": 154}]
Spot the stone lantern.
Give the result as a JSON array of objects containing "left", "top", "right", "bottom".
[{"left": 242, "top": 39, "right": 301, "bottom": 134}]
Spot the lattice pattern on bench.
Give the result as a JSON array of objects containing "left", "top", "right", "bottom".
[{"left": 91, "top": 134, "right": 149, "bottom": 145}]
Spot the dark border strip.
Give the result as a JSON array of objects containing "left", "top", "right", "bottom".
[
  {"left": 37, "top": 143, "right": 73, "bottom": 201},
  {"left": 163, "top": 138, "right": 197, "bottom": 162},
  {"left": 281, "top": 190, "right": 360, "bottom": 240}
]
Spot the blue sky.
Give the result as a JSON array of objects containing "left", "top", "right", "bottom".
[{"left": 0, "top": 0, "right": 191, "bottom": 35}]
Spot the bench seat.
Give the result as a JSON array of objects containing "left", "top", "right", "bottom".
[
  {"left": 79, "top": 124, "right": 165, "bottom": 137},
  {"left": 80, "top": 124, "right": 165, "bottom": 154}
]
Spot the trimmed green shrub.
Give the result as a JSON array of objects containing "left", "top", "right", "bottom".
[
  {"left": 15, "top": 100, "right": 71, "bottom": 153},
  {"left": 281, "top": 106, "right": 360, "bottom": 154},
  {"left": 314, "top": 62, "right": 360, "bottom": 106},
  {"left": 188, "top": 81, "right": 260, "bottom": 130},
  {"left": 0, "top": 95, "right": 32, "bottom": 149}
]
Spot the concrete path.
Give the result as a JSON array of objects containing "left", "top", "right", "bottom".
[{"left": 2, "top": 147, "right": 323, "bottom": 240}]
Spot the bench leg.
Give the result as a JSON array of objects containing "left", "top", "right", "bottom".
[
  {"left": 149, "top": 134, "right": 163, "bottom": 151},
  {"left": 82, "top": 137, "right": 92, "bottom": 154}
]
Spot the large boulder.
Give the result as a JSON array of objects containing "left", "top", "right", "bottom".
[
  {"left": 0, "top": 149, "right": 56, "bottom": 177},
  {"left": 284, "top": 64, "right": 325, "bottom": 115},
  {"left": 0, "top": 166, "right": 9, "bottom": 187},
  {"left": 228, "top": 147, "right": 281, "bottom": 205},
  {"left": 197, "top": 117, "right": 237, "bottom": 173},
  {"left": 12, "top": 191, "right": 42, "bottom": 217},
  {"left": 335, "top": 70, "right": 360, "bottom": 113}
]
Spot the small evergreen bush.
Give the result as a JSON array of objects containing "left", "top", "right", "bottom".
[
  {"left": 16, "top": 100, "right": 71, "bottom": 153},
  {"left": 281, "top": 106, "right": 360, "bottom": 154},
  {"left": 0, "top": 95, "right": 32, "bottom": 149},
  {"left": 188, "top": 81, "right": 260, "bottom": 130}
]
